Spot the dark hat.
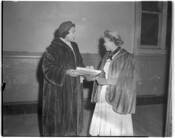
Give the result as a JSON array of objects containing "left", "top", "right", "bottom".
[{"left": 58, "top": 21, "right": 75, "bottom": 37}]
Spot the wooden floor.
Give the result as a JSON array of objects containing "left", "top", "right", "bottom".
[
  {"left": 132, "top": 104, "right": 166, "bottom": 136},
  {"left": 2, "top": 104, "right": 166, "bottom": 137}
]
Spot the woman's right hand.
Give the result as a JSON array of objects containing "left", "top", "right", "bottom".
[
  {"left": 95, "top": 76, "right": 108, "bottom": 85},
  {"left": 66, "top": 69, "right": 81, "bottom": 77}
]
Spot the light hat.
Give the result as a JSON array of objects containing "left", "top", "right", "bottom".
[{"left": 104, "top": 30, "right": 124, "bottom": 45}]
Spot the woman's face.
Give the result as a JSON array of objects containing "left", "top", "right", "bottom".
[
  {"left": 104, "top": 37, "right": 116, "bottom": 51},
  {"left": 65, "top": 27, "right": 76, "bottom": 42}
]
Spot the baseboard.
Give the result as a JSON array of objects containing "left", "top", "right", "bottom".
[
  {"left": 3, "top": 101, "right": 39, "bottom": 115},
  {"left": 3, "top": 95, "right": 167, "bottom": 115},
  {"left": 136, "top": 95, "right": 166, "bottom": 105}
]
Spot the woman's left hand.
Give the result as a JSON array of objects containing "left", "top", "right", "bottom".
[{"left": 95, "top": 77, "right": 108, "bottom": 85}]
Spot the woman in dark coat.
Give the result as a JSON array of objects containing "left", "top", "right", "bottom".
[
  {"left": 89, "top": 30, "right": 137, "bottom": 136},
  {"left": 42, "top": 21, "right": 84, "bottom": 136}
]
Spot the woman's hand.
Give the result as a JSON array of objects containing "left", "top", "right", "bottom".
[
  {"left": 66, "top": 69, "right": 82, "bottom": 77},
  {"left": 95, "top": 76, "right": 108, "bottom": 85},
  {"left": 84, "top": 74, "right": 96, "bottom": 81}
]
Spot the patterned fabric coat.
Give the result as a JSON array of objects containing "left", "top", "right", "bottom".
[
  {"left": 91, "top": 48, "right": 137, "bottom": 115},
  {"left": 42, "top": 38, "right": 84, "bottom": 136}
]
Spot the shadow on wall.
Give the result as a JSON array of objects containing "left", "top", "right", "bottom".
[
  {"left": 36, "top": 53, "right": 45, "bottom": 136},
  {"left": 98, "top": 37, "right": 106, "bottom": 59},
  {"left": 97, "top": 37, "right": 106, "bottom": 69}
]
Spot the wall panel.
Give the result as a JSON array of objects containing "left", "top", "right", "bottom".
[{"left": 3, "top": 52, "right": 169, "bottom": 103}]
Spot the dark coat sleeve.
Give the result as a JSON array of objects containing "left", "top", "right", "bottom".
[{"left": 42, "top": 49, "right": 67, "bottom": 86}]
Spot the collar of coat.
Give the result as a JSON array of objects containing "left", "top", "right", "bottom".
[
  {"left": 105, "top": 48, "right": 129, "bottom": 61},
  {"left": 51, "top": 37, "right": 76, "bottom": 48},
  {"left": 108, "top": 47, "right": 121, "bottom": 60}
]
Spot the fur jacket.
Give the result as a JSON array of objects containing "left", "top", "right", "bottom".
[{"left": 91, "top": 48, "right": 137, "bottom": 115}]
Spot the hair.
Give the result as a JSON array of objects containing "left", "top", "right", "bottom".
[
  {"left": 56, "top": 30, "right": 69, "bottom": 39},
  {"left": 54, "top": 21, "right": 75, "bottom": 39},
  {"left": 104, "top": 30, "right": 124, "bottom": 46}
]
